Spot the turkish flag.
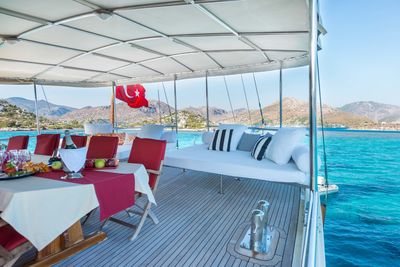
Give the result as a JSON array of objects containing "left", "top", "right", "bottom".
[{"left": 116, "top": 84, "right": 149, "bottom": 108}]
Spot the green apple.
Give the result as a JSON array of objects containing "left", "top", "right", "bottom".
[
  {"left": 94, "top": 159, "right": 106, "bottom": 169},
  {"left": 51, "top": 161, "right": 63, "bottom": 170}
]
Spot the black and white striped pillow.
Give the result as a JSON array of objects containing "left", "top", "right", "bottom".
[
  {"left": 208, "top": 129, "right": 234, "bottom": 152},
  {"left": 251, "top": 136, "right": 272, "bottom": 160}
]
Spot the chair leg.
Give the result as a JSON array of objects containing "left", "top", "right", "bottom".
[
  {"left": 127, "top": 202, "right": 159, "bottom": 225},
  {"left": 99, "top": 218, "right": 109, "bottom": 231},
  {"left": 130, "top": 201, "right": 152, "bottom": 241},
  {"left": 219, "top": 175, "right": 224, "bottom": 194},
  {"left": 82, "top": 209, "right": 95, "bottom": 225}
]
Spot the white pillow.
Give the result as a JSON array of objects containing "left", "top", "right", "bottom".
[
  {"left": 218, "top": 124, "right": 247, "bottom": 151},
  {"left": 265, "top": 128, "right": 306, "bottom": 165},
  {"left": 161, "top": 131, "right": 177, "bottom": 143},
  {"left": 292, "top": 145, "right": 322, "bottom": 173},
  {"left": 137, "top": 124, "right": 164, "bottom": 139},
  {"left": 202, "top": 131, "right": 214, "bottom": 145}
]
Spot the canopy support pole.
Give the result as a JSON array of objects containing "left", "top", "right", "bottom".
[
  {"left": 162, "top": 82, "right": 173, "bottom": 124},
  {"left": 173, "top": 76, "right": 179, "bottom": 148},
  {"left": 33, "top": 82, "right": 40, "bottom": 134},
  {"left": 157, "top": 89, "right": 162, "bottom": 124},
  {"left": 240, "top": 74, "right": 252, "bottom": 125},
  {"left": 279, "top": 62, "right": 283, "bottom": 128},
  {"left": 252, "top": 73, "right": 265, "bottom": 125},
  {"left": 223, "top": 76, "right": 236, "bottom": 122},
  {"left": 205, "top": 72, "right": 210, "bottom": 131},
  {"left": 309, "top": 0, "right": 318, "bottom": 192},
  {"left": 110, "top": 82, "right": 117, "bottom": 132}
]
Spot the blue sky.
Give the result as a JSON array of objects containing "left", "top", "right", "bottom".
[{"left": 0, "top": 0, "right": 399, "bottom": 110}]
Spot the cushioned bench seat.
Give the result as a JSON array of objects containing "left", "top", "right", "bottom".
[{"left": 164, "top": 145, "right": 308, "bottom": 186}]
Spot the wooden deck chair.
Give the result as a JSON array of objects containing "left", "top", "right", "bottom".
[
  {"left": 34, "top": 134, "right": 60, "bottom": 156},
  {"left": 6, "top": 136, "right": 29, "bottom": 151},
  {"left": 102, "top": 137, "right": 166, "bottom": 241}
]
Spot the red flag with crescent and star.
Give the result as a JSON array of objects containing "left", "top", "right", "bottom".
[{"left": 116, "top": 84, "right": 149, "bottom": 108}]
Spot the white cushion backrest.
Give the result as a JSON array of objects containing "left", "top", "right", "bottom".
[
  {"left": 202, "top": 131, "right": 215, "bottom": 145},
  {"left": 137, "top": 124, "right": 165, "bottom": 139},
  {"left": 161, "top": 131, "right": 177, "bottom": 143},
  {"left": 217, "top": 124, "right": 247, "bottom": 151},
  {"left": 265, "top": 128, "right": 306, "bottom": 165},
  {"left": 292, "top": 145, "right": 322, "bottom": 173}
]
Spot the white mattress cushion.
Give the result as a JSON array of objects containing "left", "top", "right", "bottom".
[
  {"left": 292, "top": 145, "right": 322, "bottom": 173},
  {"left": 161, "top": 131, "right": 177, "bottom": 144},
  {"left": 218, "top": 124, "right": 247, "bottom": 151},
  {"left": 165, "top": 145, "right": 307, "bottom": 186},
  {"left": 137, "top": 124, "right": 164, "bottom": 139},
  {"left": 202, "top": 131, "right": 214, "bottom": 145},
  {"left": 265, "top": 128, "right": 306, "bottom": 165}
]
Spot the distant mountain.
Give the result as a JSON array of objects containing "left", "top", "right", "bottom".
[
  {"left": 208, "top": 97, "right": 377, "bottom": 128},
  {"left": 340, "top": 101, "right": 400, "bottom": 124},
  {"left": 6, "top": 97, "right": 76, "bottom": 117}
]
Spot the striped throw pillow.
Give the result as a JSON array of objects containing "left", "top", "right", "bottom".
[
  {"left": 209, "top": 129, "right": 234, "bottom": 152},
  {"left": 251, "top": 136, "right": 272, "bottom": 160}
]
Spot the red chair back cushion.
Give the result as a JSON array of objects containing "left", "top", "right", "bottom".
[
  {"left": 6, "top": 136, "right": 29, "bottom": 151},
  {"left": 128, "top": 137, "right": 167, "bottom": 189},
  {"left": 61, "top": 135, "right": 88, "bottom": 148},
  {"left": 34, "top": 134, "right": 60, "bottom": 156},
  {"left": 0, "top": 225, "right": 27, "bottom": 251},
  {"left": 86, "top": 136, "right": 119, "bottom": 159}
]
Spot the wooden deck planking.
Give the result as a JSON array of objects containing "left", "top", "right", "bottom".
[{"left": 56, "top": 167, "right": 301, "bottom": 267}]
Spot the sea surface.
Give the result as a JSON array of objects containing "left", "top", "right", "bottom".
[{"left": 0, "top": 129, "right": 399, "bottom": 266}]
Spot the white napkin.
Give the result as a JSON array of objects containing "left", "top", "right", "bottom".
[{"left": 59, "top": 147, "right": 87, "bottom": 173}]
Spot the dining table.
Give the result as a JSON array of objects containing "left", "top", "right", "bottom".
[{"left": 0, "top": 154, "right": 155, "bottom": 266}]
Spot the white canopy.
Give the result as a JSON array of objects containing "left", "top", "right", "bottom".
[{"left": 0, "top": 0, "right": 323, "bottom": 86}]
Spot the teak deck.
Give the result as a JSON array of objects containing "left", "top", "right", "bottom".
[{"left": 55, "top": 167, "right": 301, "bottom": 267}]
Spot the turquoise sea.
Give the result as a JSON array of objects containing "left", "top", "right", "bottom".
[{"left": 0, "top": 129, "right": 399, "bottom": 266}]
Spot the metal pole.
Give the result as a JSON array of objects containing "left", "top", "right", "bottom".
[
  {"left": 111, "top": 82, "right": 117, "bottom": 132},
  {"left": 279, "top": 62, "right": 283, "bottom": 128},
  {"left": 252, "top": 73, "right": 265, "bottom": 125},
  {"left": 157, "top": 89, "right": 162, "bottom": 124},
  {"left": 309, "top": 0, "right": 319, "bottom": 192},
  {"left": 33, "top": 82, "right": 40, "bottom": 134},
  {"left": 205, "top": 72, "right": 210, "bottom": 131},
  {"left": 173, "top": 76, "right": 179, "bottom": 148},
  {"left": 223, "top": 76, "right": 236, "bottom": 122},
  {"left": 240, "top": 74, "right": 252, "bottom": 125}
]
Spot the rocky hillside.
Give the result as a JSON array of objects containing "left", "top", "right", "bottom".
[
  {"left": 6, "top": 97, "right": 76, "bottom": 117},
  {"left": 340, "top": 101, "right": 400, "bottom": 124},
  {"left": 203, "top": 97, "right": 378, "bottom": 128},
  {"left": 0, "top": 100, "right": 79, "bottom": 130}
]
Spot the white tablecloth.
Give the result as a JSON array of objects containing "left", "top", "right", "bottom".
[
  {"left": 0, "top": 157, "right": 155, "bottom": 250},
  {"left": 0, "top": 177, "right": 98, "bottom": 250}
]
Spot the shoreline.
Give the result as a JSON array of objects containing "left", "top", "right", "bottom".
[{"left": 0, "top": 127, "right": 399, "bottom": 133}]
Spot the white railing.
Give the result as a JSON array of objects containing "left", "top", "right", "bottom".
[{"left": 301, "top": 190, "right": 325, "bottom": 267}]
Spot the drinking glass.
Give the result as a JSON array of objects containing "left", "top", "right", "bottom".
[
  {"left": 9, "top": 150, "right": 19, "bottom": 171},
  {"left": 19, "top": 149, "right": 31, "bottom": 163},
  {"left": 0, "top": 151, "right": 6, "bottom": 172}
]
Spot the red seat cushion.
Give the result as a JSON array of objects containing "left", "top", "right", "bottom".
[
  {"left": 34, "top": 134, "right": 60, "bottom": 156},
  {"left": 6, "top": 136, "right": 29, "bottom": 151},
  {"left": 86, "top": 136, "right": 119, "bottom": 159},
  {"left": 128, "top": 138, "right": 166, "bottom": 189},
  {"left": 61, "top": 135, "right": 88, "bottom": 148},
  {"left": 0, "top": 224, "right": 27, "bottom": 252}
]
